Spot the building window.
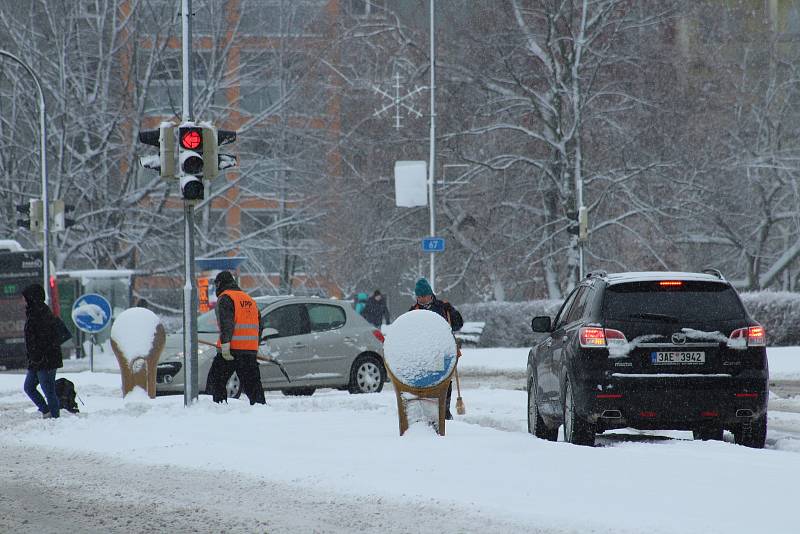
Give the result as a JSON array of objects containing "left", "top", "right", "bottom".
[
  {"left": 349, "top": 0, "right": 385, "bottom": 17},
  {"left": 237, "top": 0, "right": 326, "bottom": 36}
]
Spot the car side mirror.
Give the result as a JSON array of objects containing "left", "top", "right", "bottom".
[
  {"left": 531, "top": 316, "right": 552, "bottom": 333},
  {"left": 261, "top": 327, "right": 279, "bottom": 342}
]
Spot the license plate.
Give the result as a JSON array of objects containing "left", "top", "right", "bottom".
[{"left": 650, "top": 351, "right": 705, "bottom": 364}]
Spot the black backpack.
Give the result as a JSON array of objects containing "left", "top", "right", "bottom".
[{"left": 55, "top": 378, "right": 80, "bottom": 414}]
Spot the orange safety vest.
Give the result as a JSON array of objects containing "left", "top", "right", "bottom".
[{"left": 216, "top": 290, "right": 260, "bottom": 351}]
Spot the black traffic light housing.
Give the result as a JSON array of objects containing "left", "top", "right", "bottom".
[
  {"left": 565, "top": 208, "right": 588, "bottom": 241},
  {"left": 15, "top": 200, "right": 43, "bottom": 231},
  {"left": 138, "top": 124, "right": 176, "bottom": 178},
  {"left": 179, "top": 125, "right": 205, "bottom": 201},
  {"left": 51, "top": 200, "right": 77, "bottom": 231},
  {"left": 15, "top": 203, "right": 31, "bottom": 229}
]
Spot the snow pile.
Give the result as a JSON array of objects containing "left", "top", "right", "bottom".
[
  {"left": 383, "top": 310, "right": 457, "bottom": 387},
  {"left": 110, "top": 307, "right": 160, "bottom": 357},
  {"left": 607, "top": 334, "right": 661, "bottom": 358},
  {"left": 766, "top": 346, "right": 800, "bottom": 380}
]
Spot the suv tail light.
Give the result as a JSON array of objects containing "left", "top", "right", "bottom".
[
  {"left": 579, "top": 327, "right": 627, "bottom": 348},
  {"left": 729, "top": 325, "right": 766, "bottom": 347},
  {"left": 579, "top": 327, "right": 606, "bottom": 347},
  {"left": 372, "top": 329, "right": 385, "bottom": 343}
]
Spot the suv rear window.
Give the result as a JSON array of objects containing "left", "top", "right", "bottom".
[{"left": 601, "top": 281, "right": 745, "bottom": 323}]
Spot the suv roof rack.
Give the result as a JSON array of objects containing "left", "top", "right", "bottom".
[
  {"left": 586, "top": 270, "right": 608, "bottom": 279},
  {"left": 701, "top": 268, "right": 725, "bottom": 280}
]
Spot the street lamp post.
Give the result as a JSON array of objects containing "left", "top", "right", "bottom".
[
  {"left": 428, "top": 0, "right": 437, "bottom": 292},
  {"left": 0, "top": 50, "right": 50, "bottom": 303}
]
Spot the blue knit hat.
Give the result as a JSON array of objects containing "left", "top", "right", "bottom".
[{"left": 414, "top": 278, "right": 433, "bottom": 297}]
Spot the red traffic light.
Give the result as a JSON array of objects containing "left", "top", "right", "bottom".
[{"left": 180, "top": 128, "right": 202, "bottom": 150}]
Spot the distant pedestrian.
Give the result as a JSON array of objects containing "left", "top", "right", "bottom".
[
  {"left": 22, "top": 283, "right": 72, "bottom": 419},
  {"left": 409, "top": 278, "right": 463, "bottom": 420},
  {"left": 363, "top": 290, "right": 391, "bottom": 328},
  {"left": 354, "top": 292, "right": 368, "bottom": 316},
  {"left": 206, "top": 271, "right": 266, "bottom": 405}
]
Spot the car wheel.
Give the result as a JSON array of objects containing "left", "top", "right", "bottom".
[
  {"left": 733, "top": 415, "right": 767, "bottom": 449},
  {"left": 281, "top": 387, "right": 316, "bottom": 396},
  {"left": 348, "top": 355, "right": 385, "bottom": 394},
  {"left": 528, "top": 376, "right": 558, "bottom": 441},
  {"left": 693, "top": 427, "right": 723, "bottom": 441},
  {"left": 563, "top": 379, "right": 595, "bottom": 446},
  {"left": 226, "top": 372, "right": 241, "bottom": 399}
]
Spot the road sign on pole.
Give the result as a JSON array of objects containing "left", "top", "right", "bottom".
[
  {"left": 422, "top": 237, "right": 445, "bottom": 253},
  {"left": 71, "top": 293, "right": 112, "bottom": 373},
  {"left": 71, "top": 293, "right": 112, "bottom": 334}
]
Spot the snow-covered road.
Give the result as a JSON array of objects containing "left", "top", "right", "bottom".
[{"left": 2, "top": 347, "right": 800, "bottom": 533}]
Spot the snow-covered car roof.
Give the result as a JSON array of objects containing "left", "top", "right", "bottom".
[
  {"left": 253, "top": 295, "right": 293, "bottom": 306},
  {"left": 602, "top": 271, "right": 727, "bottom": 286},
  {"left": 252, "top": 295, "right": 344, "bottom": 307}
]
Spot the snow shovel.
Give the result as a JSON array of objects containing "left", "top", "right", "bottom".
[
  {"left": 454, "top": 366, "right": 466, "bottom": 415},
  {"left": 256, "top": 354, "right": 292, "bottom": 383},
  {"left": 198, "top": 339, "right": 292, "bottom": 382}
]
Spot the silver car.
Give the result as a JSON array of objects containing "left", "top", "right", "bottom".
[{"left": 156, "top": 296, "right": 386, "bottom": 397}]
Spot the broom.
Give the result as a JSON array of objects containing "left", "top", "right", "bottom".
[
  {"left": 446, "top": 308, "right": 466, "bottom": 415},
  {"left": 454, "top": 366, "right": 466, "bottom": 415}
]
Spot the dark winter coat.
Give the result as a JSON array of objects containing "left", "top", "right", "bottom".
[
  {"left": 23, "top": 284, "right": 71, "bottom": 371},
  {"left": 362, "top": 295, "right": 391, "bottom": 327},
  {"left": 214, "top": 278, "right": 263, "bottom": 355},
  {"left": 410, "top": 296, "right": 464, "bottom": 332}
]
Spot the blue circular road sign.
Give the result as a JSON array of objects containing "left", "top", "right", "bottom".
[{"left": 71, "top": 293, "right": 112, "bottom": 333}]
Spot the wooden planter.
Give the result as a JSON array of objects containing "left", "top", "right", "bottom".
[
  {"left": 386, "top": 364, "right": 455, "bottom": 436},
  {"left": 111, "top": 323, "right": 166, "bottom": 399}
]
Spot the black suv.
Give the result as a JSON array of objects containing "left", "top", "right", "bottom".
[{"left": 527, "top": 270, "right": 768, "bottom": 448}]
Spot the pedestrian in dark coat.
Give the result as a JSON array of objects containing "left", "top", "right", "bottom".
[
  {"left": 22, "top": 283, "right": 71, "bottom": 419},
  {"left": 362, "top": 290, "right": 391, "bottom": 328},
  {"left": 206, "top": 271, "right": 266, "bottom": 405},
  {"left": 409, "top": 278, "right": 463, "bottom": 419}
]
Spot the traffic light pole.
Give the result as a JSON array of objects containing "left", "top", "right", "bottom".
[
  {"left": 181, "top": 0, "right": 199, "bottom": 405},
  {"left": 0, "top": 50, "right": 50, "bottom": 303},
  {"left": 183, "top": 203, "right": 199, "bottom": 405}
]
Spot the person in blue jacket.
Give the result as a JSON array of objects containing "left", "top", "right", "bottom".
[{"left": 354, "top": 292, "right": 368, "bottom": 316}]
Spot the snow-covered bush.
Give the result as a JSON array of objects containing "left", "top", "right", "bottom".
[
  {"left": 458, "top": 300, "right": 562, "bottom": 348},
  {"left": 460, "top": 292, "right": 800, "bottom": 347},
  {"left": 740, "top": 292, "right": 800, "bottom": 347}
]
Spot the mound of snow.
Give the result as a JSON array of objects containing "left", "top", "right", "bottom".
[
  {"left": 110, "top": 307, "right": 161, "bottom": 358},
  {"left": 383, "top": 310, "right": 457, "bottom": 388}
]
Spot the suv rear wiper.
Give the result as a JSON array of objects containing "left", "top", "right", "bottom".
[{"left": 627, "top": 312, "right": 680, "bottom": 323}]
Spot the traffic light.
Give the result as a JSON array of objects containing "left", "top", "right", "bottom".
[
  {"left": 140, "top": 119, "right": 237, "bottom": 201},
  {"left": 216, "top": 129, "right": 238, "bottom": 173},
  {"left": 566, "top": 210, "right": 579, "bottom": 236},
  {"left": 578, "top": 206, "right": 588, "bottom": 242},
  {"left": 138, "top": 123, "right": 176, "bottom": 178},
  {"left": 567, "top": 207, "right": 589, "bottom": 242},
  {"left": 50, "top": 200, "right": 77, "bottom": 231},
  {"left": 178, "top": 124, "right": 205, "bottom": 200},
  {"left": 15, "top": 199, "right": 43, "bottom": 231}
]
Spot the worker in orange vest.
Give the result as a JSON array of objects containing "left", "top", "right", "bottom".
[{"left": 207, "top": 270, "right": 266, "bottom": 404}]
